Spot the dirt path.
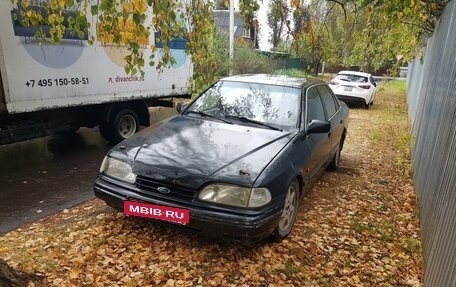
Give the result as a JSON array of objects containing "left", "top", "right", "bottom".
[{"left": 0, "top": 81, "right": 422, "bottom": 286}]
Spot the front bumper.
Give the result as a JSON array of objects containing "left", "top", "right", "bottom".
[{"left": 93, "top": 176, "right": 283, "bottom": 243}]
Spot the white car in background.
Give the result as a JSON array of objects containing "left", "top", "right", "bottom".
[{"left": 328, "top": 71, "right": 377, "bottom": 109}]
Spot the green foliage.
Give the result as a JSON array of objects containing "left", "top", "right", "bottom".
[
  {"left": 271, "top": 41, "right": 291, "bottom": 53},
  {"left": 267, "top": 0, "right": 290, "bottom": 48},
  {"left": 290, "top": 0, "right": 327, "bottom": 74},
  {"left": 273, "top": 68, "right": 307, "bottom": 78},
  {"left": 355, "top": 0, "right": 449, "bottom": 36},
  {"left": 10, "top": 0, "right": 446, "bottom": 93},
  {"left": 185, "top": 0, "right": 218, "bottom": 94},
  {"left": 14, "top": 0, "right": 89, "bottom": 44},
  {"left": 12, "top": 0, "right": 219, "bottom": 94},
  {"left": 210, "top": 34, "right": 278, "bottom": 79},
  {"left": 211, "top": 33, "right": 231, "bottom": 78},
  {"left": 232, "top": 46, "right": 278, "bottom": 75},
  {"left": 213, "top": 0, "right": 228, "bottom": 10},
  {"left": 239, "top": 0, "right": 260, "bottom": 29},
  {"left": 291, "top": 0, "right": 449, "bottom": 73}
]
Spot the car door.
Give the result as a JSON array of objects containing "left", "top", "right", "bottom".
[
  {"left": 317, "top": 84, "right": 344, "bottom": 153},
  {"left": 304, "top": 86, "right": 331, "bottom": 179}
]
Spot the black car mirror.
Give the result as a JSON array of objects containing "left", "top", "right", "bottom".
[
  {"left": 307, "top": 120, "right": 331, "bottom": 134},
  {"left": 176, "top": 102, "right": 186, "bottom": 114}
]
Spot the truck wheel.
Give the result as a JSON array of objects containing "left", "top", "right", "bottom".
[{"left": 111, "top": 109, "right": 140, "bottom": 143}]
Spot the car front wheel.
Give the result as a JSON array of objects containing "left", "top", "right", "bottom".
[{"left": 271, "top": 180, "right": 300, "bottom": 241}]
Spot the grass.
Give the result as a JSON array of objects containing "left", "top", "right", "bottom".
[
  {"left": 378, "top": 220, "right": 396, "bottom": 243},
  {"left": 367, "top": 80, "right": 413, "bottom": 178},
  {"left": 382, "top": 79, "right": 407, "bottom": 94},
  {"left": 404, "top": 237, "right": 422, "bottom": 255},
  {"left": 350, "top": 219, "right": 374, "bottom": 234},
  {"left": 275, "top": 259, "right": 301, "bottom": 278}
]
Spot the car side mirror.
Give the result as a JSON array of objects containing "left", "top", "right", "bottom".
[
  {"left": 176, "top": 102, "right": 186, "bottom": 114},
  {"left": 307, "top": 120, "right": 331, "bottom": 134}
]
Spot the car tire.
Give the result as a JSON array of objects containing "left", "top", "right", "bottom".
[
  {"left": 111, "top": 109, "right": 140, "bottom": 143},
  {"left": 271, "top": 180, "right": 300, "bottom": 241},
  {"left": 327, "top": 139, "right": 342, "bottom": 171}
]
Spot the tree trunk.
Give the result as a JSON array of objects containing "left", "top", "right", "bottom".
[
  {"left": 314, "top": 60, "right": 320, "bottom": 76},
  {"left": 0, "top": 259, "right": 44, "bottom": 287}
]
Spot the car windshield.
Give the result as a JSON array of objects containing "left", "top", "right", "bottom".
[
  {"left": 336, "top": 74, "right": 368, "bottom": 83},
  {"left": 186, "top": 80, "right": 301, "bottom": 130}
]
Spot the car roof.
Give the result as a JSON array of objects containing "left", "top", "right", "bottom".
[
  {"left": 220, "top": 74, "right": 323, "bottom": 89},
  {"left": 337, "top": 70, "right": 372, "bottom": 77}
]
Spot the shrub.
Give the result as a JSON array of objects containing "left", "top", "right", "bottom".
[
  {"left": 211, "top": 34, "right": 279, "bottom": 78},
  {"left": 273, "top": 68, "right": 307, "bottom": 78}
]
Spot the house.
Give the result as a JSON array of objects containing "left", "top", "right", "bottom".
[{"left": 211, "top": 10, "right": 258, "bottom": 48}]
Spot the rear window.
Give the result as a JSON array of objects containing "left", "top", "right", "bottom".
[{"left": 336, "top": 74, "right": 368, "bottom": 83}]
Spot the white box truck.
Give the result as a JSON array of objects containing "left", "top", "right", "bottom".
[{"left": 0, "top": 1, "right": 192, "bottom": 144}]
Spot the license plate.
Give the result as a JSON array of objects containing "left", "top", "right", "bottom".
[
  {"left": 124, "top": 201, "right": 190, "bottom": 225},
  {"left": 343, "top": 86, "right": 353, "bottom": 91}
]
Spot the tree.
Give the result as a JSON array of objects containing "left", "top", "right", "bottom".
[
  {"left": 290, "top": 0, "right": 331, "bottom": 74},
  {"left": 214, "top": 0, "right": 229, "bottom": 10},
  {"left": 0, "top": 258, "right": 43, "bottom": 286},
  {"left": 289, "top": 0, "right": 448, "bottom": 74},
  {"left": 9, "top": 0, "right": 449, "bottom": 88},
  {"left": 267, "top": 0, "right": 291, "bottom": 49}
]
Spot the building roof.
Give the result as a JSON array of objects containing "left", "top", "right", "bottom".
[{"left": 212, "top": 10, "right": 245, "bottom": 38}]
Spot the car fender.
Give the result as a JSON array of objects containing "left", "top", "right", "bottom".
[{"left": 254, "top": 134, "right": 312, "bottom": 202}]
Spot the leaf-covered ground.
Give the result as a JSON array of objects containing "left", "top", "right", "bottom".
[{"left": 0, "top": 81, "right": 423, "bottom": 286}]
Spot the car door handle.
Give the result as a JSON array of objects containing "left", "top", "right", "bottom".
[{"left": 340, "top": 120, "right": 343, "bottom": 124}]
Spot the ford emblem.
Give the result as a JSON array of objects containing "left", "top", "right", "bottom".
[{"left": 157, "top": 187, "right": 171, "bottom": 194}]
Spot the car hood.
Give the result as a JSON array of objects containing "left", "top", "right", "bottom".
[{"left": 123, "top": 116, "right": 295, "bottom": 189}]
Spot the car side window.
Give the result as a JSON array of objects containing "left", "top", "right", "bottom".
[
  {"left": 306, "top": 87, "right": 326, "bottom": 124},
  {"left": 317, "top": 85, "right": 337, "bottom": 119},
  {"left": 369, "top": 76, "right": 377, "bottom": 86}
]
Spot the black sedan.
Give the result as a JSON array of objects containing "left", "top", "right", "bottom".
[{"left": 94, "top": 74, "right": 349, "bottom": 243}]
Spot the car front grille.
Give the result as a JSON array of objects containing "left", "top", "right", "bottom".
[{"left": 135, "top": 175, "right": 197, "bottom": 202}]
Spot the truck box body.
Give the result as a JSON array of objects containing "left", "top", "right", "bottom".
[{"left": 0, "top": 1, "right": 192, "bottom": 144}]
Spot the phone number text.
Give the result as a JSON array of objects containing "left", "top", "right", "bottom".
[{"left": 25, "top": 77, "right": 90, "bottom": 88}]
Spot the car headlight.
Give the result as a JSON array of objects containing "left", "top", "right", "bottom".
[
  {"left": 198, "top": 184, "right": 271, "bottom": 208},
  {"left": 100, "top": 156, "right": 136, "bottom": 184}
]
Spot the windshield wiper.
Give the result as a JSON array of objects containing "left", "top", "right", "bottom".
[
  {"left": 185, "top": 110, "right": 233, "bottom": 124},
  {"left": 224, "top": 115, "right": 283, "bottom": 131}
]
